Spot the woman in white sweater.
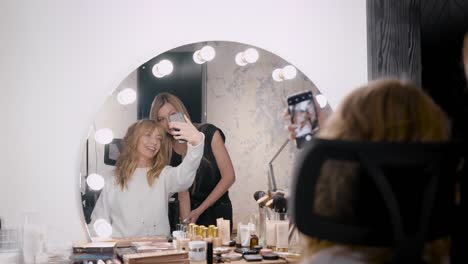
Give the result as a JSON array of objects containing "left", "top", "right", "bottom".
[{"left": 90, "top": 117, "right": 204, "bottom": 238}]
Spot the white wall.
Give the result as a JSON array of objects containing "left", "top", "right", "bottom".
[{"left": 0, "top": 0, "right": 367, "bottom": 244}]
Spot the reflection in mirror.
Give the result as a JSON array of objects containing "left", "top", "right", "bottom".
[{"left": 80, "top": 41, "right": 332, "bottom": 239}]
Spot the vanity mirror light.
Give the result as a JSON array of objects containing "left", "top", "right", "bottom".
[{"left": 79, "top": 41, "right": 332, "bottom": 240}]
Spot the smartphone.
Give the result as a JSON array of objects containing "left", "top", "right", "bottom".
[
  {"left": 168, "top": 112, "right": 186, "bottom": 143},
  {"left": 287, "top": 90, "right": 318, "bottom": 149}
]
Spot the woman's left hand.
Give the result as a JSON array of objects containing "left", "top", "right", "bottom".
[
  {"left": 183, "top": 208, "right": 203, "bottom": 224},
  {"left": 169, "top": 115, "right": 203, "bottom": 145}
]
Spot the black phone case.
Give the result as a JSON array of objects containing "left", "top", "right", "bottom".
[{"left": 287, "top": 90, "right": 317, "bottom": 149}]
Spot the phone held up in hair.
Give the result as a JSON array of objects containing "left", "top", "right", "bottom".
[
  {"left": 168, "top": 112, "right": 187, "bottom": 144},
  {"left": 287, "top": 90, "right": 319, "bottom": 149}
]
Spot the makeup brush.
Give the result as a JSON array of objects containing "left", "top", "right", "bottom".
[
  {"left": 272, "top": 194, "right": 287, "bottom": 213},
  {"left": 253, "top": 191, "right": 266, "bottom": 201}
]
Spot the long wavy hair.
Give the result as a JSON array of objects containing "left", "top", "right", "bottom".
[
  {"left": 150, "top": 92, "right": 213, "bottom": 193},
  {"left": 114, "top": 120, "right": 171, "bottom": 190},
  {"left": 304, "top": 79, "right": 450, "bottom": 264},
  {"left": 150, "top": 92, "right": 191, "bottom": 123}
]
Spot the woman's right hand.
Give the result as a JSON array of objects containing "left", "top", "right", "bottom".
[{"left": 169, "top": 114, "right": 203, "bottom": 145}]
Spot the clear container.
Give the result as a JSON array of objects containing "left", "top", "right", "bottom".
[
  {"left": 0, "top": 228, "right": 21, "bottom": 252},
  {"left": 22, "top": 212, "right": 46, "bottom": 264},
  {"left": 257, "top": 207, "right": 266, "bottom": 246},
  {"left": 0, "top": 228, "right": 21, "bottom": 264},
  {"left": 265, "top": 210, "right": 289, "bottom": 250}
]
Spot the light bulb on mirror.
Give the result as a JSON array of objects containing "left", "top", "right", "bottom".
[
  {"left": 117, "top": 88, "right": 136, "bottom": 105},
  {"left": 152, "top": 59, "right": 173, "bottom": 78},
  {"left": 193, "top": 50, "right": 204, "bottom": 64},
  {"left": 235, "top": 48, "right": 259, "bottom": 66},
  {"left": 243, "top": 48, "right": 259, "bottom": 63},
  {"left": 272, "top": 68, "right": 284, "bottom": 82},
  {"left": 94, "top": 128, "right": 114, "bottom": 144},
  {"left": 200, "top": 45, "right": 216, "bottom": 61},
  {"left": 86, "top": 173, "right": 105, "bottom": 191},
  {"left": 193, "top": 46, "right": 216, "bottom": 64},
  {"left": 94, "top": 219, "right": 112, "bottom": 238},
  {"left": 152, "top": 64, "right": 165, "bottom": 78},
  {"left": 315, "top": 94, "right": 328, "bottom": 108},
  {"left": 158, "top": 59, "right": 174, "bottom": 76},
  {"left": 235, "top": 52, "right": 248, "bottom": 66},
  {"left": 282, "top": 65, "right": 297, "bottom": 80}
]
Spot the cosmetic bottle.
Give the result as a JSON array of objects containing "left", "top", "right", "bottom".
[
  {"left": 212, "top": 228, "right": 221, "bottom": 248},
  {"left": 249, "top": 232, "right": 259, "bottom": 250},
  {"left": 275, "top": 214, "right": 289, "bottom": 252}
]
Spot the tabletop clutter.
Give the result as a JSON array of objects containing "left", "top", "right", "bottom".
[
  {"left": 69, "top": 190, "right": 300, "bottom": 263},
  {"left": 0, "top": 190, "right": 301, "bottom": 263}
]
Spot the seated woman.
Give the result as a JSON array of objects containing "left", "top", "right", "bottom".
[
  {"left": 90, "top": 119, "right": 204, "bottom": 237},
  {"left": 298, "top": 79, "right": 451, "bottom": 264}
]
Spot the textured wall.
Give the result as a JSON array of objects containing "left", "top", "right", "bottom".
[{"left": 205, "top": 41, "right": 332, "bottom": 225}]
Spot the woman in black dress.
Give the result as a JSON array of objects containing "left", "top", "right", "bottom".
[{"left": 150, "top": 93, "right": 235, "bottom": 230}]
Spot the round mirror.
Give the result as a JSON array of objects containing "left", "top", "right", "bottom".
[{"left": 79, "top": 41, "right": 332, "bottom": 239}]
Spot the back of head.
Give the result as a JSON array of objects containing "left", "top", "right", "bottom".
[
  {"left": 319, "top": 79, "right": 449, "bottom": 142},
  {"left": 299, "top": 79, "right": 452, "bottom": 264}
]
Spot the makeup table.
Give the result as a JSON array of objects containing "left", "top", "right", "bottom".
[{"left": 198, "top": 259, "right": 291, "bottom": 264}]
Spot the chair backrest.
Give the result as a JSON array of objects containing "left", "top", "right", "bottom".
[
  {"left": 290, "top": 138, "right": 462, "bottom": 263},
  {"left": 104, "top": 138, "right": 123, "bottom": 166}
]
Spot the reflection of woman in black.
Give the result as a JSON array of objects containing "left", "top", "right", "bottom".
[{"left": 150, "top": 93, "right": 235, "bottom": 231}]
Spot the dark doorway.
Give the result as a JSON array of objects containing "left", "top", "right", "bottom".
[{"left": 137, "top": 52, "right": 205, "bottom": 123}]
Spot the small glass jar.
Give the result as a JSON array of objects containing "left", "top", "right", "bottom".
[
  {"left": 188, "top": 241, "right": 207, "bottom": 261},
  {"left": 249, "top": 233, "right": 259, "bottom": 249}
]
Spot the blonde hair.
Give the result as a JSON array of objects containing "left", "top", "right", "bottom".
[
  {"left": 149, "top": 92, "right": 210, "bottom": 193},
  {"left": 305, "top": 79, "right": 450, "bottom": 264},
  {"left": 114, "top": 120, "right": 171, "bottom": 190},
  {"left": 149, "top": 92, "right": 190, "bottom": 161},
  {"left": 319, "top": 79, "right": 449, "bottom": 141},
  {"left": 150, "top": 92, "right": 191, "bottom": 122}
]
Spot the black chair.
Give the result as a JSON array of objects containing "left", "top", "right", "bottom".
[
  {"left": 104, "top": 138, "right": 123, "bottom": 166},
  {"left": 291, "top": 138, "right": 463, "bottom": 263}
]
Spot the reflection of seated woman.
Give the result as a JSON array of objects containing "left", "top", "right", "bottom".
[
  {"left": 299, "top": 79, "right": 450, "bottom": 263},
  {"left": 90, "top": 119, "right": 204, "bottom": 237}
]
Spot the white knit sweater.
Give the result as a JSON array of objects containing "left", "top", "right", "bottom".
[{"left": 89, "top": 134, "right": 204, "bottom": 238}]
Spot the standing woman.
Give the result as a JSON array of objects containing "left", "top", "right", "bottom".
[{"left": 150, "top": 93, "right": 235, "bottom": 229}]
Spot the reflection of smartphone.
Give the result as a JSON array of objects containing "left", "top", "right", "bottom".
[
  {"left": 287, "top": 91, "right": 318, "bottom": 149},
  {"left": 168, "top": 112, "right": 186, "bottom": 143}
]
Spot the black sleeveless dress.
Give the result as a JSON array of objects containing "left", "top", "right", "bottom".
[{"left": 169, "top": 123, "right": 233, "bottom": 231}]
